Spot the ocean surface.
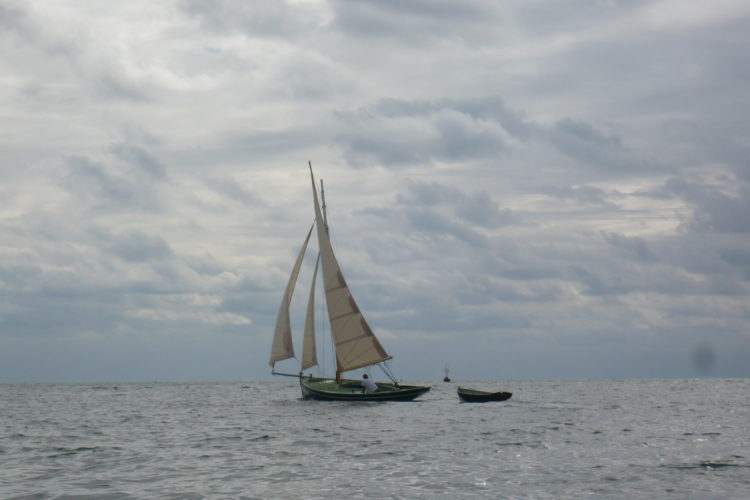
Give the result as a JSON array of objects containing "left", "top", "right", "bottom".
[{"left": 1, "top": 378, "right": 749, "bottom": 499}]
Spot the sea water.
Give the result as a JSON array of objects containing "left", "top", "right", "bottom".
[{"left": 1, "top": 378, "right": 748, "bottom": 499}]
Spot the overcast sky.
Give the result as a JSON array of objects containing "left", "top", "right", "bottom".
[{"left": 2, "top": 0, "right": 749, "bottom": 382}]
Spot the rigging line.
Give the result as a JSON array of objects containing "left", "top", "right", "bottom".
[
  {"left": 377, "top": 362, "right": 399, "bottom": 385},
  {"left": 318, "top": 282, "right": 323, "bottom": 377},
  {"left": 317, "top": 267, "right": 329, "bottom": 378}
]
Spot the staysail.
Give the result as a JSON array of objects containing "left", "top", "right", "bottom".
[
  {"left": 309, "top": 166, "right": 392, "bottom": 374},
  {"left": 301, "top": 254, "right": 319, "bottom": 371},
  {"left": 269, "top": 224, "right": 313, "bottom": 367}
]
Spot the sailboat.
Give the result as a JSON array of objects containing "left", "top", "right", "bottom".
[{"left": 269, "top": 163, "right": 431, "bottom": 402}]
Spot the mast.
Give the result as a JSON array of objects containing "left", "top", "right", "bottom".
[
  {"left": 320, "top": 179, "right": 328, "bottom": 232},
  {"left": 310, "top": 161, "right": 338, "bottom": 377},
  {"left": 319, "top": 175, "right": 340, "bottom": 381},
  {"left": 308, "top": 163, "right": 392, "bottom": 384}
]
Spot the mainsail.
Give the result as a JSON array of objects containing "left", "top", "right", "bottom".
[
  {"left": 309, "top": 167, "right": 392, "bottom": 374},
  {"left": 301, "top": 255, "right": 319, "bottom": 371},
  {"left": 269, "top": 224, "right": 313, "bottom": 367}
]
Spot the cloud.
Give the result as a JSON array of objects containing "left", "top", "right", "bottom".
[
  {"left": 335, "top": 97, "right": 529, "bottom": 167},
  {"left": 203, "top": 177, "right": 261, "bottom": 207},
  {"left": 330, "top": 0, "right": 496, "bottom": 43},
  {"left": 661, "top": 176, "right": 750, "bottom": 233},
  {"left": 0, "top": 1, "right": 38, "bottom": 42},
  {"left": 64, "top": 152, "right": 165, "bottom": 213},
  {"left": 110, "top": 143, "right": 168, "bottom": 180},
  {"left": 602, "top": 232, "right": 655, "bottom": 262},
  {"left": 398, "top": 180, "right": 519, "bottom": 229},
  {"left": 546, "top": 118, "right": 647, "bottom": 172},
  {"left": 179, "top": 0, "right": 322, "bottom": 39},
  {"left": 108, "top": 230, "right": 174, "bottom": 263},
  {"left": 0, "top": 2, "right": 151, "bottom": 102},
  {"left": 2, "top": 1, "right": 750, "bottom": 381},
  {"left": 332, "top": 96, "right": 660, "bottom": 184},
  {"left": 546, "top": 185, "right": 620, "bottom": 208}
]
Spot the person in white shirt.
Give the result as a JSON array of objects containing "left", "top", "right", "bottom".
[{"left": 361, "top": 373, "right": 378, "bottom": 394}]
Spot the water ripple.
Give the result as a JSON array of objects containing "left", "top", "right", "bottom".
[{"left": 1, "top": 379, "right": 749, "bottom": 498}]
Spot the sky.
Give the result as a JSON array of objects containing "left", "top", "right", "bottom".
[{"left": 1, "top": 0, "right": 749, "bottom": 382}]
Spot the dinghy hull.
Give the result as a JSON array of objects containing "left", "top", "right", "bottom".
[{"left": 457, "top": 387, "right": 512, "bottom": 403}]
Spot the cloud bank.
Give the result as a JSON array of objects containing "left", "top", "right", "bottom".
[{"left": 1, "top": 0, "right": 749, "bottom": 381}]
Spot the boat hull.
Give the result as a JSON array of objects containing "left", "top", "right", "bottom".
[
  {"left": 457, "top": 387, "right": 512, "bottom": 403},
  {"left": 300, "top": 378, "right": 430, "bottom": 402}
]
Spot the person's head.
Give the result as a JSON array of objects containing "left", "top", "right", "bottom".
[{"left": 363, "top": 374, "right": 368, "bottom": 379}]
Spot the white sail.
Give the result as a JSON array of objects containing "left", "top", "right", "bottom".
[
  {"left": 269, "top": 224, "right": 313, "bottom": 367},
  {"left": 301, "top": 254, "right": 320, "bottom": 371},
  {"left": 309, "top": 167, "right": 392, "bottom": 374}
]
